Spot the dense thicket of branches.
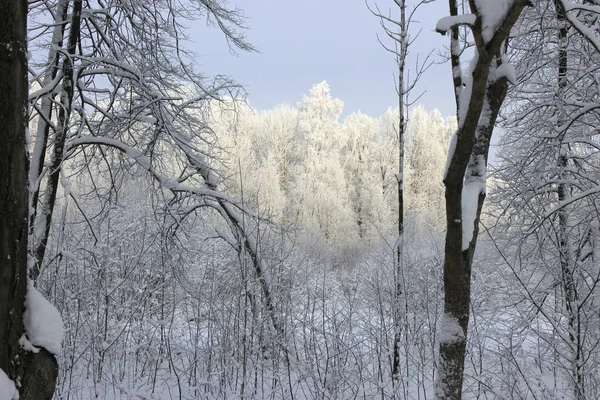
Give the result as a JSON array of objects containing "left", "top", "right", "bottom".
[
  {"left": 8, "top": 0, "right": 600, "bottom": 399},
  {"left": 490, "top": 0, "right": 600, "bottom": 398},
  {"left": 42, "top": 81, "right": 456, "bottom": 398}
]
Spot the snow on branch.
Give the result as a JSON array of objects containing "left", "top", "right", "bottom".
[
  {"left": 28, "top": 72, "right": 64, "bottom": 101},
  {"left": 67, "top": 136, "right": 263, "bottom": 225},
  {"left": 472, "top": 0, "right": 513, "bottom": 43},
  {"left": 560, "top": 0, "right": 600, "bottom": 54},
  {"left": 561, "top": 0, "right": 600, "bottom": 15},
  {"left": 436, "top": 14, "right": 477, "bottom": 34},
  {"left": 540, "top": 186, "right": 600, "bottom": 222},
  {"left": 68, "top": 136, "right": 224, "bottom": 200},
  {"left": 496, "top": 55, "right": 516, "bottom": 85}
]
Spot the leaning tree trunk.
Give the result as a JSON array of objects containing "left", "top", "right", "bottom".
[{"left": 0, "top": 0, "right": 58, "bottom": 399}]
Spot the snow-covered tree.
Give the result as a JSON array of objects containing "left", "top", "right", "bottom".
[
  {"left": 293, "top": 81, "right": 357, "bottom": 243},
  {"left": 342, "top": 111, "right": 390, "bottom": 240},
  {"left": 434, "top": 1, "right": 530, "bottom": 398},
  {"left": 405, "top": 106, "right": 455, "bottom": 228},
  {"left": 25, "top": 1, "right": 279, "bottom": 398}
]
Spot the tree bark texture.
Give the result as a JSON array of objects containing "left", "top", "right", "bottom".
[
  {"left": 435, "top": 1, "right": 530, "bottom": 398},
  {"left": 0, "top": 1, "right": 58, "bottom": 398}
]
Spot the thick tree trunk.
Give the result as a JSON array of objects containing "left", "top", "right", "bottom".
[
  {"left": 0, "top": 0, "right": 29, "bottom": 377},
  {"left": 0, "top": 0, "right": 58, "bottom": 398}
]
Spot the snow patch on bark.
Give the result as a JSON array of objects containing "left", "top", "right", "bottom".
[
  {"left": 434, "top": 314, "right": 466, "bottom": 397},
  {"left": 444, "top": 133, "right": 458, "bottom": 180},
  {"left": 462, "top": 180, "right": 485, "bottom": 251},
  {"left": 439, "top": 313, "right": 465, "bottom": 344},
  {"left": 458, "top": 54, "right": 478, "bottom": 127},
  {"left": 24, "top": 280, "right": 64, "bottom": 355},
  {"left": 19, "top": 334, "right": 40, "bottom": 353},
  {"left": 496, "top": 55, "right": 516, "bottom": 84},
  {"left": 60, "top": 174, "right": 72, "bottom": 197}
]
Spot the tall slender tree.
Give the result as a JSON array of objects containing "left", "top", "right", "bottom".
[{"left": 368, "top": 0, "right": 432, "bottom": 386}]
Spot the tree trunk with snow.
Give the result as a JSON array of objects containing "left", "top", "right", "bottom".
[
  {"left": 0, "top": 0, "right": 58, "bottom": 398},
  {"left": 32, "top": 0, "right": 82, "bottom": 281},
  {"left": 435, "top": 1, "right": 529, "bottom": 398},
  {"left": 28, "top": 0, "right": 69, "bottom": 275}
]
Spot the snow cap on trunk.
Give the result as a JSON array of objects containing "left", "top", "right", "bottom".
[
  {"left": 23, "top": 280, "right": 64, "bottom": 355},
  {"left": 474, "top": 0, "right": 513, "bottom": 43}
]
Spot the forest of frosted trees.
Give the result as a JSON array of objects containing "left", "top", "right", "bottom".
[{"left": 1, "top": 0, "right": 600, "bottom": 399}]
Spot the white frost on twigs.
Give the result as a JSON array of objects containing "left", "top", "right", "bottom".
[
  {"left": 439, "top": 313, "right": 465, "bottom": 344},
  {"left": 23, "top": 280, "right": 64, "bottom": 355},
  {"left": 436, "top": 14, "right": 477, "bottom": 34},
  {"left": 0, "top": 368, "right": 19, "bottom": 400}
]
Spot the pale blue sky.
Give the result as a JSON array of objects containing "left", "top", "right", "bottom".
[{"left": 190, "top": 0, "right": 455, "bottom": 118}]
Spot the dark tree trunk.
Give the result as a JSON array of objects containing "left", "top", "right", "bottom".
[
  {"left": 0, "top": 0, "right": 58, "bottom": 398},
  {"left": 0, "top": 0, "right": 29, "bottom": 376},
  {"left": 435, "top": 1, "right": 529, "bottom": 398}
]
